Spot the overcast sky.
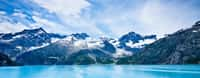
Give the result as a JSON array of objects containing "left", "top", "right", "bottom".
[{"left": 0, "top": 0, "right": 200, "bottom": 38}]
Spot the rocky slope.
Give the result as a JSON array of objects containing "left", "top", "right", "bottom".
[
  {"left": 16, "top": 38, "right": 117, "bottom": 65},
  {"left": 118, "top": 32, "right": 156, "bottom": 52},
  {"left": 0, "top": 52, "right": 17, "bottom": 66},
  {"left": 117, "top": 22, "right": 200, "bottom": 64}
]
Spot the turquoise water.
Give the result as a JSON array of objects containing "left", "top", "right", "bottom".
[{"left": 0, "top": 65, "right": 200, "bottom": 78}]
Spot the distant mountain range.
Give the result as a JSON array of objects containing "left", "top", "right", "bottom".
[
  {"left": 0, "top": 26, "right": 156, "bottom": 65},
  {"left": 1, "top": 21, "right": 200, "bottom": 66}
]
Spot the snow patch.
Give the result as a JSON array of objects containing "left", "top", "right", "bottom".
[
  {"left": 74, "top": 40, "right": 88, "bottom": 49},
  {"left": 16, "top": 46, "right": 23, "bottom": 50},
  {"left": 48, "top": 56, "right": 59, "bottom": 60},
  {"left": 192, "top": 30, "right": 198, "bottom": 32},
  {"left": 27, "top": 43, "right": 49, "bottom": 51},
  {"left": 126, "top": 39, "right": 155, "bottom": 48},
  {"left": 109, "top": 39, "right": 120, "bottom": 47},
  {"left": 113, "top": 49, "right": 132, "bottom": 58},
  {"left": 51, "top": 38, "right": 61, "bottom": 43},
  {"left": 13, "top": 34, "right": 24, "bottom": 39},
  {"left": 73, "top": 38, "right": 104, "bottom": 50},
  {"left": 0, "top": 39, "right": 14, "bottom": 42},
  {"left": 63, "top": 36, "right": 77, "bottom": 41},
  {"left": 192, "top": 29, "right": 200, "bottom": 32}
]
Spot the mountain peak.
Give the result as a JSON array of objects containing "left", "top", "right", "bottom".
[
  {"left": 128, "top": 31, "right": 136, "bottom": 34},
  {"left": 70, "top": 33, "right": 90, "bottom": 40},
  {"left": 119, "top": 32, "right": 143, "bottom": 43},
  {"left": 193, "top": 20, "right": 200, "bottom": 27},
  {"left": 21, "top": 27, "right": 46, "bottom": 34}
]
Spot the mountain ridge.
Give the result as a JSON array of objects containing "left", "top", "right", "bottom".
[
  {"left": 1, "top": 21, "right": 200, "bottom": 65},
  {"left": 117, "top": 21, "right": 200, "bottom": 64},
  {"left": 0, "top": 27, "right": 157, "bottom": 65}
]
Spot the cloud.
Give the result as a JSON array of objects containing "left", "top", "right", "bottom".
[
  {"left": 33, "top": 0, "right": 90, "bottom": 16},
  {"left": 12, "top": 11, "right": 27, "bottom": 19},
  {"left": 1, "top": 0, "right": 200, "bottom": 38},
  {"left": 0, "top": 22, "right": 28, "bottom": 33},
  {"left": 83, "top": 0, "right": 200, "bottom": 37},
  {"left": 138, "top": 0, "right": 200, "bottom": 36},
  {"left": 78, "top": 0, "right": 144, "bottom": 37},
  {"left": 31, "top": 15, "right": 73, "bottom": 34},
  {"left": 32, "top": 0, "right": 106, "bottom": 37},
  {"left": 0, "top": 11, "right": 28, "bottom": 33},
  {"left": 32, "top": 0, "right": 91, "bottom": 25},
  {"left": 0, "top": 11, "right": 6, "bottom": 15}
]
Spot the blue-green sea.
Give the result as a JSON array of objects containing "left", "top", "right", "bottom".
[{"left": 0, "top": 65, "right": 200, "bottom": 78}]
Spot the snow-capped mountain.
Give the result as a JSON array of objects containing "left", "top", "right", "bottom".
[
  {"left": 114, "top": 32, "right": 157, "bottom": 52},
  {"left": 117, "top": 21, "right": 200, "bottom": 64},
  {"left": 0, "top": 28, "right": 157, "bottom": 65},
  {"left": 0, "top": 28, "right": 66, "bottom": 57}
]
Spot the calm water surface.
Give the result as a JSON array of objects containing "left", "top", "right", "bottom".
[{"left": 0, "top": 65, "right": 200, "bottom": 78}]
